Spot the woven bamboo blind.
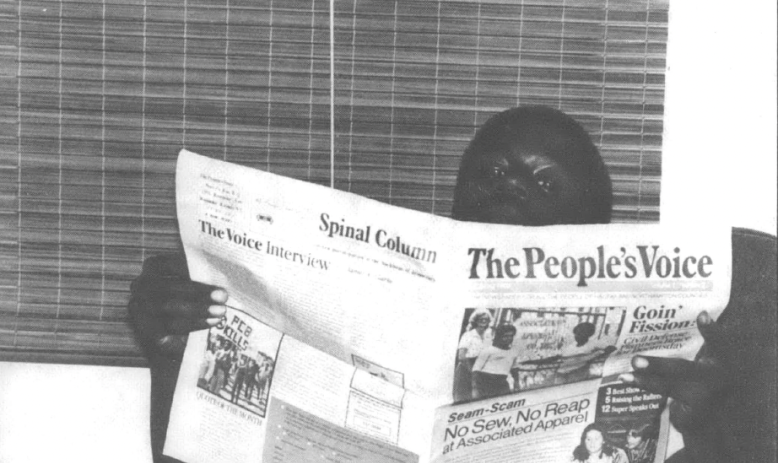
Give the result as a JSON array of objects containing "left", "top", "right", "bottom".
[{"left": 1, "top": 0, "right": 669, "bottom": 365}]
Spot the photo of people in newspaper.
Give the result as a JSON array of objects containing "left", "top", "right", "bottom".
[
  {"left": 584, "top": 381, "right": 665, "bottom": 463},
  {"left": 570, "top": 422, "right": 630, "bottom": 463},
  {"left": 568, "top": 418, "right": 661, "bottom": 463},
  {"left": 453, "top": 307, "right": 626, "bottom": 403},
  {"left": 196, "top": 307, "right": 283, "bottom": 417}
]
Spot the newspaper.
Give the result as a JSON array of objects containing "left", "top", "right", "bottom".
[{"left": 165, "top": 149, "right": 732, "bottom": 463}]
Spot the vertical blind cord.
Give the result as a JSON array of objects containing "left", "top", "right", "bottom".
[{"left": 329, "top": 0, "right": 335, "bottom": 188}]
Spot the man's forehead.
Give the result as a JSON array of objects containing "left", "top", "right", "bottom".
[
  {"left": 509, "top": 150, "right": 562, "bottom": 169},
  {"left": 481, "top": 129, "right": 578, "bottom": 162}
]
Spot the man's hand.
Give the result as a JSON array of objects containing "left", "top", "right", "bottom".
[
  {"left": 127, "top": 252, "right": 230, "bottom": 462},
  {"left": 619, "top": 311, "right": 735, "bottom": 462},
  {"left": 623, "top": 312, "right": 730, "bottom": 430},
  {"left": 128, "top": 253, "right": 228, "bottom": 360}
]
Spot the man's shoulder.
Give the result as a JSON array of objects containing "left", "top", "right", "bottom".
[
  {"left": 732, "top": 226, "right": 777, "bottom": 250},
  {"left": 729, "top": 227, "right": 776, "bottom": 302}
]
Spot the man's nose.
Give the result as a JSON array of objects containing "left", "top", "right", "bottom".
[{"left": 497, "top": 176, "right": 530, "bottom": 201}]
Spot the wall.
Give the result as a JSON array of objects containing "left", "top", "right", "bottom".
[{"left": 661, "top": 1, "right": 777, "bottom": 234}]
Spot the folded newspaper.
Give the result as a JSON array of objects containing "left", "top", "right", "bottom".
[{"left": 165, "top": 150, "right": 732, "bottom": 463}]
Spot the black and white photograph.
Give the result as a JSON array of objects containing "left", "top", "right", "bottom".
[
  {"left": 569, "top": 422, "right": 631, "bottom": 463},
  {"left": 196, "top": 308, "right": 282, "bottom": 417},
  {"left": 0, "top": 1, "right": 774, "bottom": 462},
  {"left": 590, "top": 381, "right": 666, "bottom": 463},
  {"left": 453, "top": 306, "right": 624, "bottom": 403}
]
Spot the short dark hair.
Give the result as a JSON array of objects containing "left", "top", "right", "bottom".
[
  {"left": 628, "top": 421, "right": 657, "bottom": 440},
  {"left": 493, "top": 323, "right": 517, "bottom": 339},
  {"left": 573, "top": 322, "right": 596, "bottom": 339},
  {"left": 452, "top": 105, "right": 612, "bottom": 224}
]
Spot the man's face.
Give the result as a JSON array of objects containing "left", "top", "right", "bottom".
[
  {"left": 626, "top": 431, "right": 642, "bottom": 449},
  {"left": 574, "top": 331, "right": 590, "bottom": 346},
  {"left": 457, "top": 145, "right": 587, "bottom": 226},
  {"left": 494, "top": 330, "right": 515, "bottom": 349}
]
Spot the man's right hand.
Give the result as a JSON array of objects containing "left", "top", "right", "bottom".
[{"left": 128, "top": 253, "right": 228, "bottom": 360}]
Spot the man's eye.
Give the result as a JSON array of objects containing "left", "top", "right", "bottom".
[
  {"left": 491, "top": 166, "right": 506, "bottom": 178},
  {"left": 537, "top": 177, "right": 553, "bottom": 193}
]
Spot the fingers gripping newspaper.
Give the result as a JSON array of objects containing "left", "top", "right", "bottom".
[{"left": 165, "top": 150, "right": 731, "bottom": 463}]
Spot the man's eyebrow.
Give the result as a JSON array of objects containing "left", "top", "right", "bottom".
[{"left": 532, "top": 164, "right": 557, "bottom": 175}]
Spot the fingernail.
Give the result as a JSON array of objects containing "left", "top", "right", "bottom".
[
  {"left": 211, "top": 289, "right": 228, "bottom": 303},
  {"left": 207, "top": 305, "right": 226, "bottom": 317},
  {"left": 698, "top": 311, "right": 711, "bottom": 325},
  {"left": 619, "top": 373, "right": 635, "bottom": 383},
  {"left": 206, "top": 317, "right": 222, "bottom": 326},
  {"left": 633, "top": 356, "right": 649, "bottom": 369}
]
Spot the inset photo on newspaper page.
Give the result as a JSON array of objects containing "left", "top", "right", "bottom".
[
  {"left": 352, "top": 354, "right": 405, "bottom": 388},
  {"left": 560, "top": 381, "right": 666, "bottom": 463},
  {"left": 453, "top": 307, "right": 626, "bottom": 404},
  {"left": 586, "top": 380, "right": 667, "bottom": 463},
  {"left": 196, "top": 307, "right": 283, "bottom": 417}
]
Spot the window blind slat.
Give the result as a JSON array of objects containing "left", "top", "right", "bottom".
[{"left": 3, "top": 0, "right": 668, "bottom": 365}]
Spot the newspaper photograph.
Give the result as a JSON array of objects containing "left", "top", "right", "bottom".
[
  {"left": 453, "top": 306, "right": 623, "bottom": 403},
  {"left": 165, "top": 150, "right": 733, "bottom": 463},
  {"left": 196, "top": 307, "right": 281, "bottom": 417}
]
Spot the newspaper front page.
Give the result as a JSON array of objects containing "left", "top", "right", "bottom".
[{"left": 165, "top": 150, "right": 732, "bottom": 463}]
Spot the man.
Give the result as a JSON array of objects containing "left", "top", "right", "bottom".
[{"left": 129, "top": 106, "right": 776, "bottom": 463}]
